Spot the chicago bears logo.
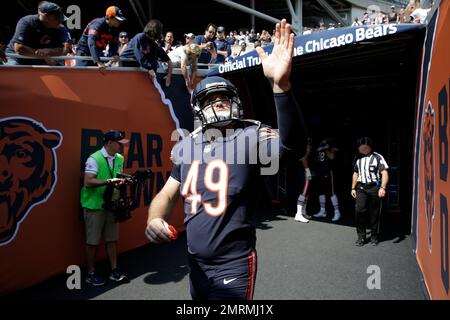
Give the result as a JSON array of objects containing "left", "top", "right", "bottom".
[
  {"left": 39, "top": 35, "right": 51, "bottom": 45},
  {"left": 422, "top": 102, "right": 435, "bottom": 252},
  {"left": 0, "top": 117, "right": 62, "bottom": 246}
]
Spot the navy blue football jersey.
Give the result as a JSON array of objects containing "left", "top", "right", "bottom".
[
  {"left": 76, "top": 18, "right": 119, "bottom": 63},
  {"left": 6, "top": 15, "right": 71, "bottom": 65},
  {"left": 170, "top": 92, "right": 306, "bottom": 264},
  {"left": 316, "top": 150, "right": 336, "bottom": 177}
]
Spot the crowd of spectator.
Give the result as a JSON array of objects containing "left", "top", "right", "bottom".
[
  {"left": 0, "top": 1, "right": 432, "bottom": 72},
  {"left": 304, "top": 2, "right": 431, "bottom": 34}
]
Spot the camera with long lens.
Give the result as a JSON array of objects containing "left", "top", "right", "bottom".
[{"left": 103, "top": 169, "right": 153, "bottom": 222}]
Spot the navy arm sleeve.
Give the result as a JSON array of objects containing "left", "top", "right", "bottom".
[
  {"left": 10, "top": 17, "right": 31, "bottom": 47},
  {"left": 87, "top": 34, "right": 100, "bottom": 64},
  {"left": 134, "top": 37, "right": 153, "bottom": 70},
  {"left": 273, "top": 91, "right": 307, "bottom": 158},
  {"left": 170, "top": 163, "right": 181, "bottom": 182}
]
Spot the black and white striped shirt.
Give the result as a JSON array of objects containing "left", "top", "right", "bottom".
[{"left": 353, "top": 152, "right": 389, "bottom": 184}]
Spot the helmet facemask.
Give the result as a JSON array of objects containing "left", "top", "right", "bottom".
[{"left": 192, "top": 83, "right": 243, "bottom": 128}]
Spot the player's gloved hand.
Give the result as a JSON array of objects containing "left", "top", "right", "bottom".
[
  {"left": 305, "top": 168, "right": 312, "bottom": 180},
  {"left": 145, "top": 218, "right": 173, "bottom": 244}
]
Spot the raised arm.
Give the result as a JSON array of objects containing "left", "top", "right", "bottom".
[
  {"left": 256, "top": 19, "right": 307, "bottom": 156},
  {"left": 256, "top": 19, "right": 294, "bottom": 93}
]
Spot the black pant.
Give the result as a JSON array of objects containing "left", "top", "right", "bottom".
[
  {"left": 355, "top": 184, "right": 382, "bottom": 239},
  {"left": 188, "top": 249, "right": 257, "bottom": 300}
]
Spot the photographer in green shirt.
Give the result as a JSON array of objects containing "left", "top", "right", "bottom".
[{"left": 80, "top": 130, "right": 128, "bottom": 286}]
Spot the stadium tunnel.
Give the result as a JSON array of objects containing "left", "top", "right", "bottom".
[{"left": 221, "top": 26, "right": 426, "bottom": 232}]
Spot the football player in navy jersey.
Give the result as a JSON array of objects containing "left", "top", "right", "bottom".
[
  {"left": 145, "top": 19, "right": 307, "bottom": 300},
  {"left": 312, "top": 139, "right": 341, "bottom": 221}
]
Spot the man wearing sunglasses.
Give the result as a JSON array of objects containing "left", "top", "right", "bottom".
[{"left": 118, "top": 31, "right": 129, "bottom": 56}]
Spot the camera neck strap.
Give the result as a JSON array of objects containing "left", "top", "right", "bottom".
[{"left": 103, "top": 156, "right": 115, "bottom": 179}]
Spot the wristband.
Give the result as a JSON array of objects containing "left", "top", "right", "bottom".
[{"left": 168, "top": 225, "right": 178, "bottom": 240}]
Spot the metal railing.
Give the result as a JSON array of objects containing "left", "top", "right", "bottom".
[
  {"left": 5, "top": 53, "right": 136, "bottom": 62},
  {"left": 2, "top": 53, "right": 219, "bottom": 75}
]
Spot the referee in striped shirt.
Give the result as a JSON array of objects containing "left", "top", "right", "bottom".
[{"left": 351, "top": 137, "right": 389, "bottom": 246}]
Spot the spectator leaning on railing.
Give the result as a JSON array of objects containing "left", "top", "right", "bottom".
[
  {"left": 75, "top": 6, "right": 125, "bottom": 72},
  {"left": 5, "top": 2, "right": 71, "bottom": 66},
  {"left": 168, "top": 43, "right": 201, "bottom": 93},
  {"left": 120, "top": 19, "right": 173, "bottom": 87}
]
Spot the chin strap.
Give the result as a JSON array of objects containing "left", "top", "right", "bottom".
[{"left": 189, "top": 119, "right": 262, "bottom": 139}]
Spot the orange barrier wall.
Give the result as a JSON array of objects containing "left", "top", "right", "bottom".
[
  {"left": 412, "top": 0, "right": 450, "bottom": 299},
  {"left": 0, "top": 67, "right": 187, "bottom": 295}
]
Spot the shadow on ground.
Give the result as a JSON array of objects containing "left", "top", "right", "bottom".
[
  {"left": 6, "top": 233, "right": 189, "bottom": 300},
  {"left": 264, "top": 200, "right": 410, "bottom": 245}
]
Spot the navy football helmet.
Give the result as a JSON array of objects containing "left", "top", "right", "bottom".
[{"left": 191, "top": 76, "right": 243, "bottom": 127}]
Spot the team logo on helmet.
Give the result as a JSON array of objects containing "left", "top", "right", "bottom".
[
  {"left": 205, "top": 81, "right": 228, "bottom": 88},
  {"left": 191, "top": 76, "right": 243, "bottom": 128},
  {"left": 422, "top": 102, "right": 435, "bottom": 252},
  {"left": 0, "top": 117, "right": 62, "bottom": 246}
]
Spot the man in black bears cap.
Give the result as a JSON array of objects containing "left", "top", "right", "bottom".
[{"left": 80, "top": 130, "right": 129, "bottom": 285}]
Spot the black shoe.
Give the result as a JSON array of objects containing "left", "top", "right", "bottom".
[
  {"left": 86, "top": 272, "right": 105, "bottom": 286},
  {"left": 371, "top": 237, "right": 379, "bottom": 246},
  {"left": 355, "top": 238, "right": 365, "bottom": 246},
  {"left": 303, "top": 213, "right": 312, "bottom": 219},
  {"left": 110, "top": 268, "right": 127, "bottom": 282}
]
